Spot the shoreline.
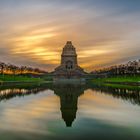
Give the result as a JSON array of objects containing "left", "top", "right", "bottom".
[
  {"left": 0, "top": 81, "right": 52, "bottom": 86},
  {"left": 91, "top": 75, "right": 140, "bottom": 86},
  {"left": 105, "top": 81, "right": 140, "bottom": 86}
]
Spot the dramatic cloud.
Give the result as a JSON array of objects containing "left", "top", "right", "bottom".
[{"left": 0, "top": 0, "right": 140, "bottom": 71}]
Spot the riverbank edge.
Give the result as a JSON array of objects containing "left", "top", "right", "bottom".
[
  {"left": 105, "top": 81, "right": 140, "bottom": 86},
  {"left": 91, "top": 76, "right": 140, "bottom": 85},
  {"left": 0, "top": 80, "right": 53, "bottom": 86},
  {"left": 91, "top": 80, "right": 140, "bottom": 86}
]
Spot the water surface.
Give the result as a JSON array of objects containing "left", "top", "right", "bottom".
[{"left": 0, "top": 84, "right": 140, "bottom": 140}]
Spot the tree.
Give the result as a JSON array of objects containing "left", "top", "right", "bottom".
[{"left": 0, "top": 62, "right": 6, "bottom": 75}]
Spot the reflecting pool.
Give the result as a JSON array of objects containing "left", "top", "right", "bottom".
[{"left": 0, "top": 83, "right": 140, "bottom": 140}]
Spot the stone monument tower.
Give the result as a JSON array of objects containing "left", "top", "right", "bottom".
[{"left": 54, "top": 41, "right": 85, "bottom": 82}]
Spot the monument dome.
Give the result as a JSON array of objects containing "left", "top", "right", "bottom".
[{"left": 54, "top": 41, "right": 85, "bottom": 82}]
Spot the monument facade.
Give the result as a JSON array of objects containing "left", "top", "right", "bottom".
[{"left": 54, "top": 41, "right": 85, "bottom": 82}]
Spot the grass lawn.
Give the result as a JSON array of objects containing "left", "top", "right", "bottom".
[
  {"left": 91, "top": 75, "right": 140, "bottom": 89},
  {"left": 0, "top": 74, "right": 44, "bottom": 83},
  {"left": 92, "top": 75, "right": 140, "bottom": 84}
]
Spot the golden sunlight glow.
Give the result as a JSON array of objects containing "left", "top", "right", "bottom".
[
  {"left": 18, "top": 33, "right": 56, "bottom": 41},
  {"left": 79, "top": 49, "right": 112, "bottom": 58},
  {"left": 7, "top": 28, "right": 61, "bottom": 66},
  {"left": 0, "top": 0, "right": 139, "bottom": 72}
]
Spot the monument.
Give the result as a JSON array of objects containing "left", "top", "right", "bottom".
[
  {"left": 54, "top": 41, "right": 86, "bottom": 82},
  {"left": 53, "top": 84, "right": 85, "bottom": 127}
]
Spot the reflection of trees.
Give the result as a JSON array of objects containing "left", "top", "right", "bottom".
[
  {"left": 0, "top": 83, "right": 140, "bottom": 107},
  {"left": 0, "top": 84, "right": 49, "bottom": 101},
  {"left": 89, "top": 84, "right": 140, "bottom": 105},
  {"left": 53, "top": 84, "right": 85, "bottom": 127}
]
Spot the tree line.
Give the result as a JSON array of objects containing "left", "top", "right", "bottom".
[
  {"left": 91, "top": 59, "right": 140, "bottom": 76},
  {"left": 0, "top": 62, "right": 46, "bottom": 76}
]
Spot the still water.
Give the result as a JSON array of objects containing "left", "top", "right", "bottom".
[{"left": 0, "top": 83, "right": 140, "bottom": 140}]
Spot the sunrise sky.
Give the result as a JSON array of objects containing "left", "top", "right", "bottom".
[{"left": 0, "top": 0, "right": 140, "bottom": 72}]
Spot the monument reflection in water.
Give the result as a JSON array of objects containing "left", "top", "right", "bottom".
[{"left": 54, "top": 84, "right": 84, "bottom": 127}]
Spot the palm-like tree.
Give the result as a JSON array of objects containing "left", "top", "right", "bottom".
[
  {"left": 0, "top": 62, "right": 6, "bottom": 76},
  {"left": 20, "top": 66, "right": 27, "bottom": 75},
  {"left": 8, "top": 64, "right": 18, "bottom": 75}
]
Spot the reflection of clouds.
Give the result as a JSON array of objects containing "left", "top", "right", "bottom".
[
  {"left": 0, "top": 86, "right": 140, "bottom": 137},
  {"left": 0, "top": 90, "right": 60, "bottom": 134},
  {"left": 0, "top": 1, "right": 140, "bottom": 71},
  {"left": 78, "top": 89, "right": 140, "bottom": 127}
]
